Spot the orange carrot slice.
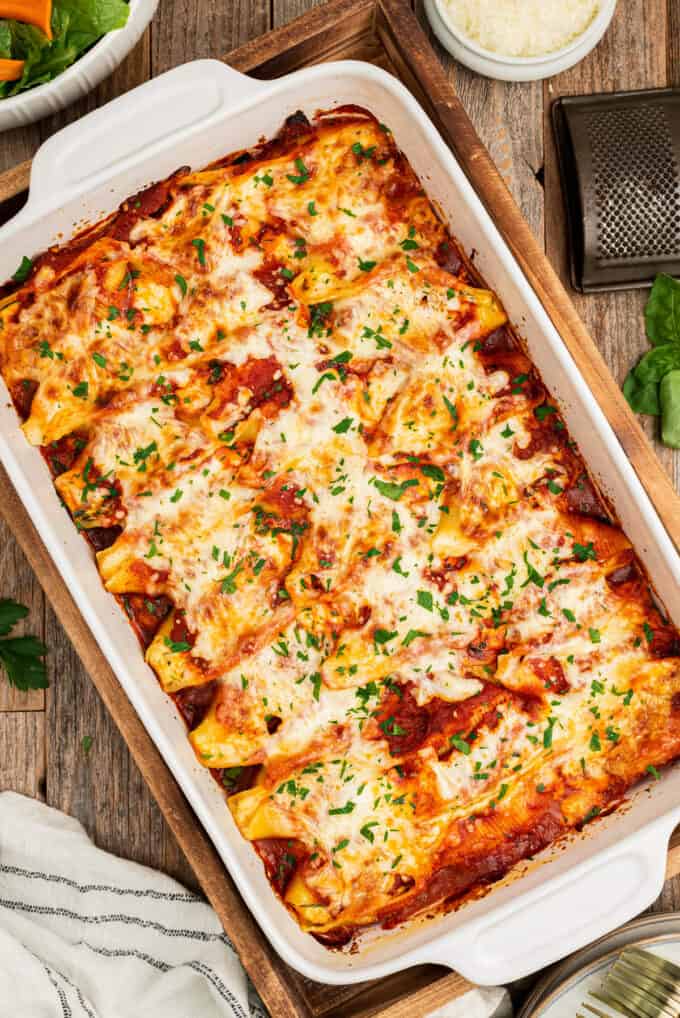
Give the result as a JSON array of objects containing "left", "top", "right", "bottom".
[
  {"left": 0, "top": 0, "right": 52, "bottom": 39},
  {"left": 0, "top": 58, "right": 25, "bottom": 82}
]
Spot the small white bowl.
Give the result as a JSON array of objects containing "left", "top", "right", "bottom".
[
  {"left": 0, "top": 0, "right": 159, "bottom": 131},
  {"left": 424, "top": 0, "right": 618, "bottom": 82}
]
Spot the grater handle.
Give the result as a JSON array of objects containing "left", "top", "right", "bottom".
[{"left": 418, "top": 814, "right": 677, "bottom": 986}]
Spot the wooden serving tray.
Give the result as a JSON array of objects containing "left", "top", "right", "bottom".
[{"left": 2, "top": 2, "right": 680, "bottom": 1016}]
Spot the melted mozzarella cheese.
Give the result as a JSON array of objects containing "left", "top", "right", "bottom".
[{"left": 4, "top": 107, "right": 680, "bottom": 943}]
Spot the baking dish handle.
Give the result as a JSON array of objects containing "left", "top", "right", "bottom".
[
  {"left": 421, "top": 815, "right": 676, "bottom": 986},
  {"left": 26, "top": 60, "right": 266, "bottom": 213}
]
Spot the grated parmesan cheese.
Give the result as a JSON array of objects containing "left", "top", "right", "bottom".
[{"left": 439, "top": 0, "right": 600, "bottom": 58}]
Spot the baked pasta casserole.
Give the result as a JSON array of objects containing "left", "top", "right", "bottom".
[{"left": 2, "top": 106, "right": 680, "bottom": 947}]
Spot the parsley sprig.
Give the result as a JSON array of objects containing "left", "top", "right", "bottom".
[{"left": 0, "top": 600, "right": 48, "bottom": 691}]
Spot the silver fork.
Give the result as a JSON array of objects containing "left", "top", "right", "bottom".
[{"left": 576, "top": 947, "right": 680, "bottom": 1018}]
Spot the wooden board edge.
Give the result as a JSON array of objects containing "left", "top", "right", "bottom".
[
  {"left": 375, "top": 0, "right": 680, "bottom": 558},
  {"left": 0, "top": 464, "right": 313, "bottom": 1018},
  {"left": 0, "top": 157, "right": 30, "bottom": 208}
]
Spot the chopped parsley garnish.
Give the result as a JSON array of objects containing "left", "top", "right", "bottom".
[
  {"left": 192, "top": 237, "right": 207, "bottom": 266},
  {"left": 374, "top": 628, "right": 397, "bottom": 645},
  {"left": 450, "top": 734, "right": 471, "bottom": 755},
  {"left": 402, "top": 629, "right": 427, "bottom": 647},
  {"left": 420, "top": 463, "right": 445, "bottom": 482},
  {"left": 221, "top": 561, "right": 244, "bottom": 595},
  {"left": 351, "top": 141, "right": 376, "bottom": 162},
  {"left": 175, "top": 274, "right": 188, "bottom": 296},
  {"left": 328, "top": 800, "right": 355, "bottom": 815},
  {"left": 306, "top": 671, "right": 321, "bottom": 701},
  {"left": 332, "top": 417, "right": 353, "bottom": 434},
  {"left": 443, "top": 395, "right": 458, "bottom": 429},
  {"left": 360, "top": 821, "right": 379, "bottom": 842},
  {"left": 573, "top": 541, "right": 597, "bottom": 562},
  {"left": 12, "top": 256, "right": 32, "bottom": 284},
  {"left": 374, "top": 477, "right": 418, "bottom": 501},
  {"left": 308, "top": 301, "right": 333, "bottom": 337},
  {"left": 522, "top": 551, "right": 544, "bottom": 588},
  {"left": 469, "top": 438, "right": 484, "bottom": 461},
  {"left": 287, "top": 157, "right": 310, "bottom": 185},
  {"left": 164, "top": 637, "right": 190, "bottom": 653},
  {"left": 358, "top": 257, "right": 376, "bottom": 272}
]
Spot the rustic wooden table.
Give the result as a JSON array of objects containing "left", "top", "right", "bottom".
[{"left": 2, "top": 0, "right": 680, "bottom": 1004}]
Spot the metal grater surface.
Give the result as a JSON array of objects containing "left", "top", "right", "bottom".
[{"left": 552, "top": 88, "right": 680, "bottom": 292}]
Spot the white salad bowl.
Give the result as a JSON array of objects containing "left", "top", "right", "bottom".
[{"left": 0, "top": 0, "right": 158, "bottom": 131}]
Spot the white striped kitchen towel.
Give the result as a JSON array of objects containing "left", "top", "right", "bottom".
[{"left": 0, "top": 791, "right": 267, "bottom": 1018}]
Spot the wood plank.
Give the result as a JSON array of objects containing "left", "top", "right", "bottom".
[
  {"left": 415, "top": 1, "right": 544, "bottom": 244},
  {"left": 0, "top": 159, "right": 29, "bottom": 210},
  {"left": 0, "top": 711, "right": 45, "bottom": 798},
  {"left": 151, "top": 0, "right": 269, "bottom": 73},
  {"left": 229, "top": 0, "right": 379, "bottom": 77},
  {"left": 273, "top": 0, "right": 324, "bottom": 29},
  {"left": 669, "top": 0, "right": 680, "bottom": 87}
]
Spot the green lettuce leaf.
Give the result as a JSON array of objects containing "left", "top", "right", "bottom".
[
  {"left": 644, "top": 273, "right": 680, "bottom": 346},
  {"left": 0, "top": 21, "right": 12, "bottom": 58},
  {"left": 0, "top": 0, "right": 129, "bottom": 99},
  {"left": 58, "top": 0, "right": 129, "bottom": 51}
]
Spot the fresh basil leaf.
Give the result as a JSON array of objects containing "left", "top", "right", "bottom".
[
  {"left": 645, "top": 273, "right": 680, "bottom": 346},
  {"left": 623, "top": 369, "right": 660, "bottom": 415},
  {"left": 660, "top": 369, "right": 680, "bottom": 448},
  {"left": 633, "top": 343, "right": 680, "bottom": 384}
]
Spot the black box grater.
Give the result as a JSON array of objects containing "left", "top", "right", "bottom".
[{"left": 552, "top": 88, "right": 680, "bottom": 292}]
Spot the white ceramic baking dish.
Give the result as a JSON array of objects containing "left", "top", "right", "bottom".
[{"left": 1, "top": 59, "right": 680, "bottom": 989}]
